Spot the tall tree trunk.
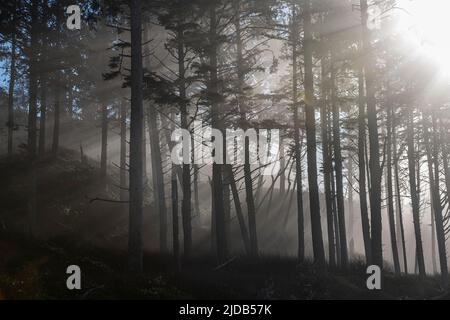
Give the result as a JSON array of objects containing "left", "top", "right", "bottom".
[
  {"left": 431, "top": 111, "right": 449, "bottom": 286},
  {"left": 437, "top": 121, "right": 450, "bottom": 277},
  {"left": 357, "top": 68, "right": 371, "bottom": 264},
  {"left": 27, "top": 0, "right": 39, "bottom": 239},
  {"left": 52, "top": 83, "right": 60, "bottom": 155},
  {"left": 348, "top": 157, "right": 355, "bottom": 258},
  {"left": 172, "top": 167, "right": 180, "bottom": 269},
  {"left": 7, "top": 25, "right": 17, "bottom": 158},
  {"left": 210, "top": 3, "right": 228, "bottom": 264},
  {"left": 386, "top": 104, "right": 400, "bottom": 275},
  {"left": 330, "top": 160, "right": 341, "bottom": 266},
  {"left": 279, "top": 135, "right": 286, "bottom": 196},
  {"left": 360, "top": 0, "right": 383, "bottom": 269},
  {"left": 192, "top": 129, "right": 200, "bottom": 220},
  {"left": 178, "top": 28, "right": 192, "bottom": 259},
  {"left": 291, "top": 8, "right": 304, "bottom": 262},
  {"left": 330, "top": 57, "right": 348, "bottom": 269},
  {"left": 302, "top": 0, "right": 325, "bottom": 265},
  {"left": 28, "top": 0, "right": 39, "bottom": 159},
  {"left": 228, "top": 166, "right": 251, "bottom": 254},
  {"left": 320, "top": 58, "right": 336, "bottom": 268},
  {"left": 393, "top": 116, "right": 407, "bottom": 274},
  {"left": 66, "top": 85, "right": 73, "bottom": 125},
  {"left": 235, "top": 4, "right": 258, "bottom": 257},
  {"left": 128, "top": 0, "right": 144, "bottom": 273},
  {"left": 144, "top": 25, "right": 167, "bottom": 252},
  {"left": 142, "top": 118, "right": 147, "bottom": 179},
  {"left": 38, "top": 78, "right": 47, "bottom": 157},
  {"left": 423, "top": 112, "right": 436, "bottom": 275},
  {"left": 100, "top": 104, "right": 108, "bottom": 184},
  {"left": 120, "top": 100, "right": 128, "bottom": 201},
  {"left": 406, "top": 108, "right": 426, "bottom": 277}
]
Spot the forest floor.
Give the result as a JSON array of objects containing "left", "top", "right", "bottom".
[
  {"left": 0, "top": 149, "right": 449, "bottom": 300},
  {"left": 0, "top": 233, "right": 447, "bottom": 299}
]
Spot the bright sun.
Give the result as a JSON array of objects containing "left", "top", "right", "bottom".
[{"left": 396, "top": 0, "right": 450, "bottom": 77}]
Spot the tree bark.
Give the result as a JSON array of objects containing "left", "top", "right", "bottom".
[
  {"left": 210, "top": 3, "right": 228, "bottom": 264},
  {"left": 128, "top": 0, "right": 144, "bottom": 273},
  {"left": 348, "top": 156, "right": 355, "bottom": 259},
  {"left": 406, "top": 108, "right": 426, "bottom": 277},
  {"left": 357, "top": 67, "right": 371, "bottom": 265},
  {"left": 320, "top": 58, "right": 336, "bottom": 268},
  {"left": 360, "top": 0, "right": 383, "bottom": 269},
  {"left": 100, "top": 103, "right": 108, "bottom": 183},
  {"left": 38, "top": 78, "right": 47, "bottom": 157},
  {"left": 52, "top": 82, "right": 61, "bottom": 155},
  {"left": 302, "top": 0, "right": 325, "bottom": 265},
  {"left": 234, "top": 3, "right": 258, "bottom": 257},
  {"left": 228, "top": 166, "right": 251, "bottom": 254},
  {"left": 7, "top": 25, "right": 17, "bottom": 158},
  {"left": 386, "top": 104, "right": 400, "bottom": 275},
  {"left": 291, "top": 8, "right": 304, "bottom": 262},
  {"left": 28, "top": 0, "right": 39, "bottom": 159},
  {"left": 431, "top": 111, "right": 449, "bottom": 286},
  {"left": 330, "top": 57, "right": 348, "bottom": 269},
  {"left": 393, "top": 115, "right": 407, "bottom": 274},
  {"left": 120, "top": 100, "right": 128, "bottom": 201},
  {"left": 172, "top": 168, "right": 180, "bottom": 269},
  {"left": 423, "top": 112, "right": 437, "bottom": 276},
  {"left": 178, "top": 28, "right": 192, "bottom": 259},
  {"left": 143, "top": 25, "right": 167, "bottom": 253}
]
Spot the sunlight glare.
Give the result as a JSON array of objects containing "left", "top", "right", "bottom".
[{"left": 396, "top": 0, "right": 450, "bottom": 77}]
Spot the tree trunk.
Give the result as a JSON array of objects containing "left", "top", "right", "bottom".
[
  {"left": 393, "top": 115, "right": 407, "bottom": 274},
  {"left": 128, "top": 0, "right": 144, "bottom": 273},
  {"left": 360, "top": 0, "right": 383, "bottom": 269},
  {"left": 100, "top": 103, "right": 108, "bottom": 183},
  {"left": 406, "top": 108, "right": 426, "bottom": 277},
  {"left": 386, "top": 104, "right": 400, "bottom": 275},
  {"left": 330, "top": 57, "right": 348, "bottom": 269},
  {"left": 223, "top": 166, "right": 231, "bottom": 252},
  {"left": 120, "top": 100, "right": 128, "bottom": 201},
  {"left": 279, "top": 135, "right": 286, "bottom": 196},
  {"left": 302, "top": 0, "right": 325, "bottom": 265},
  {"left": 172, "top": 168, "right": 180, "bottom": 269},
  {"left": 142, "top": 117, "right": 147, "bottom": 180},
  {"left": 348, "top": 156, "right": 355, "bottom": 259},
  {"left": 422, "top": 114, "right": 437, "bottom": 274},
  {"left": 7, "top": 26, "right": 17, "bottom": 158},
  {"left": 38, "top": 78, "right": 47, "bottom": 157},
  {"left": 320, "top": 58, "right": 336, "bottom": 268},
  {"left": 423, "top": 112, "right": 436, "bottom": 275},
  {"left": 193, "top": 134, "right": 201, "bottom": 220},
  {"left": 235, "top": 5, "right": 258, "bottom": 257},
  {"left": 330, "top": 162, "right": 341, "bottom": 267},
  {"left": 228, "top": 166, "right": 251, "bottom": 254},
  {"left": 144, "top": 25, "right": 167, "bottom": 252},
  {"left": 357, "top": 68, "right": 371, "bottom": 265},
  {"left": 431, "top": 111, "right": 449, "bottom": 286},
  {"left": 52, "top": 83, "right": 60, "bottom": 155},
  {"left": 178, "top": 28, "right": 192, "bottom": 259},
  {"left": 291, "top": 8, "right": 304, "bottom": 262},
  {"left": 28, "top": 0, "right": 39, "bottom": 159},
  {"left": 210, "top": 3, "right": 228, "bottom": 264}
]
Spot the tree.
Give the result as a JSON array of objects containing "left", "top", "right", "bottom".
[
  {"left": 290, "top": 5, "right": 304, "bottom": 262},
  {"left": 360, "top": 0, "right": 383, "bottom": 269},
  {"left": 128, "top": 0, "right": 145, "bottom": 273},
  {"left": 302, "top": 0, "right": 325, "bottom": 265},
  {"left": 406, "top": 107, "right": 425, "bottom": 277}
]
